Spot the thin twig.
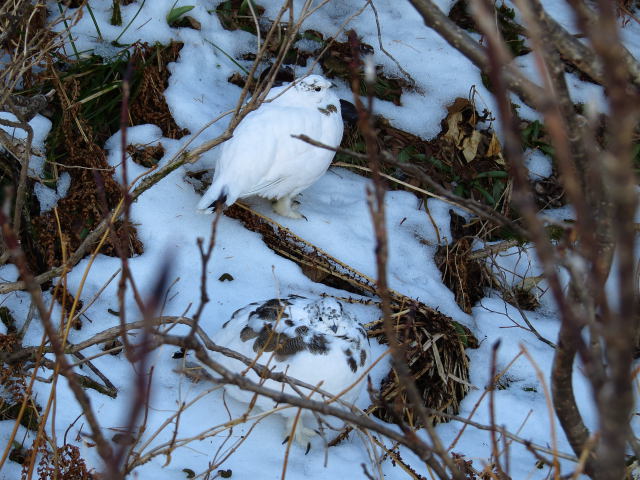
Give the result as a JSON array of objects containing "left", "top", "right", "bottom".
[
  {"left": 348, "top": 33, "right": 464, "bottom": 480},
  {"left": 292, "top": 135, "right": 527, "bottom": 237},
  {"left": 367, "top": 0, "right": 416, "bottom": 86},
  {"left": 0, "top": 211, "right": 115, "bottom": 468}
]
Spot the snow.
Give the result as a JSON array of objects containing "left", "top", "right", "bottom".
[
  {"left": 0, "top": 113, "right": 52, "bottom": 178},
  {"left": 34, "top": 171, "right": 72, "bottom": 213},
  {"left": 525, "top": 149, "right": 553, "bottom": 180},
  {"left": 1, "top": 1, "right": 635, "bottom": 479},
  {"left": 105, "top": 124, "right": 165, "bottom": 182},
  {"left": 33, "top": 182, "right": 58, "bottom": 213}
]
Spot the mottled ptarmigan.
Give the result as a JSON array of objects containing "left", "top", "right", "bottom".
[
  {"left": 201, "top": 295, "right": 370, "bottom": 447},
  {"left": 197, "top": 75, "right": 343, "bottom": 219}
]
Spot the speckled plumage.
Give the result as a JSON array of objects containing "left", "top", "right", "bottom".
[
  {"left": 203, "top": 295, "right": 370, "bottom": 446},
  {"left": 197, "top": 75, "right": 343, "bottom": 219}
]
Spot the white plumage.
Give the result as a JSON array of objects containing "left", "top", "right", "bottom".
[
  {"left": 197, "top": 75, "right": 344, "bottom": 218},
  {"left": 202, "top": 295, "right": 370, "bottom": 446}
]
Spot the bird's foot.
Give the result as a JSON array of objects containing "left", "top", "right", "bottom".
[
  {"left": 284, "top": 416, "right": 316, "bottom": 452},
  {"left": 272, "top": 196, "right": 305, "bottom": 219}
]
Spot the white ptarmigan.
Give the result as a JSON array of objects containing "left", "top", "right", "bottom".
[
  {"left": 202, "top": 295, "right": 370, "bottom": 447},
  {"left": 197, "top": 75, "right": 344, "bottom": 219}
]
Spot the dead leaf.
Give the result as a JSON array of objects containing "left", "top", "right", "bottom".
[
  {"left": 445, "top": 111, "right": 464, "bottom": 144},
  {"left": 519, "top": 275, "right": 544, "bottom": 292},
  {"left": 446, "top": 97, "right": 472, "bottom": 116},
  {"left": 487, "top": 132, "right": 505, "bottom": 165},
  {"left": 462, "top": 130, "right": 481, "bottom": 162},
  {"left": 185, "top": 16, "right": 201, "bottom": 30}
]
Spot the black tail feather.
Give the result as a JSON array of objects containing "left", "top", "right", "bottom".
[{"left": 207, "top": 192, "right": 227, "bottom": 213}]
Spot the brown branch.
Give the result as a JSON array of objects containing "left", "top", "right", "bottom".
[
  {"left": 566, "top": 0, "right": 640, "bottom": 87},
  {"left": 407, "top": 0, "right": 547, "bottom": 111},
  {"left": 525, "top": 3, "right": 607, "bottom": 86},
  {"left": 487, "top": 341, "right": 510, "bottom": 479},
  {"left": 35, "top": 358, "right": 117, "bottom": 398},
  {"left": 577, "top": 2, "right": 640, "bottom": 479},
  {"left": 110, "top": 260, "right": 171, "bottom": 479},
  {"left": 517, "top": 0, "right": 601, "bottom": 259},
  {"left": 466, "top": 3, "right": 603, "bottom": 475},
  {"left": 188, "top": 208, "right": 224, "bottom": 342},
  {"left": 551, "top": 321, "right": 591, "bottom": 465},
  {"left": 507, "top": 5, "right": 601, "bottom": 471},
  {"left": 367, "top": 0, "right": 416, "bottom": 86},
  {"left": 468, "top": 0, "right": 587, "bottom": 357}
]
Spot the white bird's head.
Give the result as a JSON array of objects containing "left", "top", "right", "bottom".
[{"left": 294, "top": 75, "right": 335, "bottom": 102}]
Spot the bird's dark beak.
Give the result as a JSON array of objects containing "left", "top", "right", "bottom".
[{"left": 330, "top": 81, "right": 337, "bottom": 88}]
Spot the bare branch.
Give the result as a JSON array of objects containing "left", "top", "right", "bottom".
[{"left": 407, "top": 0, "right": 546, "bottom": 110}]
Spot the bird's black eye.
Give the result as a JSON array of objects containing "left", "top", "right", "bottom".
[{"left": 314, "top": 86, "right": 321, "bottom": 92}]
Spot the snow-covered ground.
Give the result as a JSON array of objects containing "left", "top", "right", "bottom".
[{"left": 2, "top": 1, "right": 638, "bottom": 478}]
